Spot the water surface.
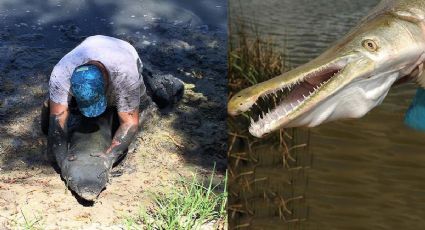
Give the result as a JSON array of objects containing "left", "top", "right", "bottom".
[{"left": 230, "top": 0, "right": 425, "bottom": 229}]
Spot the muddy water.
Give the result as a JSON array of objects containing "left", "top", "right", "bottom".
[{"left": 230, "top": 0, "right": 425, "bottom": 229}]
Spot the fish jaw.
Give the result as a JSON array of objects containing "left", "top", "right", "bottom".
[
  {"left": 248, "top": 57, "right": 378, "bottom": 137},
  {"left": 227, "top": 55, "right": 350, "bottom": 116},
  {"left": 229, "top": 13, "right": 425, "bottom": 138}
]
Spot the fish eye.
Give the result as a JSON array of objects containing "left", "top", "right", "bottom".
[{"left": 362, "top": 39, "right": 379, "bottom": 52}]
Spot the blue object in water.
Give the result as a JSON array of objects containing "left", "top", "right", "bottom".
[
  {"left": 71, "top": 65, "right": 107, "bottom": 117},
  {"left": 404, "top": 88, "right": 425, "bottom": 132}
]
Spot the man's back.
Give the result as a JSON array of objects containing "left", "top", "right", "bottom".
[{"left": 49, "top": 35, "right": 145, "bottom": 112}]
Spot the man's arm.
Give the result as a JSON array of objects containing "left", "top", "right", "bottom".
[
  {"left": 105, "top": 109, "right": 139, "bottom": 156},
  {"left": 47, "top": 101, "right": 69, "bottom": 164}
]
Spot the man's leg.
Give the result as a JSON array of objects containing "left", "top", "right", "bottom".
[
  {"left": 41, "top": 99, "right": 49, "bottom": 136},
  {"left": 142, "top": 67, "right": 184, "bottom": 109}
]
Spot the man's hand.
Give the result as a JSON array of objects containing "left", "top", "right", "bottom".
[
  {"left": 47, "top": 100, "right": 69, "bottom": 164},
  {"left": 105, "top": 109, "right": 139, "bottom": 156}
]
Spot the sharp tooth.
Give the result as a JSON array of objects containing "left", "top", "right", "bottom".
[
  {"left": 290, "top": 103, "right": 294, "bottom": 108},
  {"left": 297, "top": 100, "right": 301, "bottom": 104},
  {"left": 250, "top": 117, "right": 254, "bottom": 123},
  {"left": 303, "top": 95, "right": 307, "bottom": 99}
]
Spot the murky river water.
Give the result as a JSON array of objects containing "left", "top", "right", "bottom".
[{"left": 230, "top": 0, "right": 425, "bottom": 229}]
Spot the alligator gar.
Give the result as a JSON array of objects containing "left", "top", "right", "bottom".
[{"left": 228, "top": 0, "right": 425, "bottom": 137}]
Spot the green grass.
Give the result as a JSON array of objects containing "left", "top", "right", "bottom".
[
  {"left": 229, "top": 19, "right": 287, "bottom": 92},
  {"left": 124, "top": 169, "right": 227, "bottom": 230},
  {"left": 8, "top": 209, "right": 44, "bottom": 230}
]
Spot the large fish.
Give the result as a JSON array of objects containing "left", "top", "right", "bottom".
[
  {"left": 228, "top": 0, "right": 425, "bottom": 137},
  {"left": 55, "top": 108, "right": 118, "bottom": 201}
]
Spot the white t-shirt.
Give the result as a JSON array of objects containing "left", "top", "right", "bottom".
[{"left": 49, "top": 35, "right": 146, "bottom": 112}]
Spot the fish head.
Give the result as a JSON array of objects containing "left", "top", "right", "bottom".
[{"left": 228, "top": 14, "right": 425, "bottom": 137}]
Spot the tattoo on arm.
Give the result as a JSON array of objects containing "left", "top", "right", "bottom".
[{"left": 107, "top": 123, "right": 138, "bottom": 156}]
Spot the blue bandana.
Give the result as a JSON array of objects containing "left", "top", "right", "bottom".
[
  {"left": 404, "top": 88, "right": 425, "bottom": 132},
  {"left": 70, "top": 65, "right": 107, "bottom": 117}
]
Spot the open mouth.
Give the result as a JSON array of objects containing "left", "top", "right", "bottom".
[{"left": 247, "top": 63, "right": 345, "bottom": 136}]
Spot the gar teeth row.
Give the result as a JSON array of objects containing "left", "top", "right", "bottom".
[{"left": 249, "top": 68, "right": 340, "bottom": 126}]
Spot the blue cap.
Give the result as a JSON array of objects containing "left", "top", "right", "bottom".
[
  {"left": 405, "top": 88, "right": 425, "bottom": 132},
  {"left": 71, "top": 64, "right": 107, "bottom": 117}
]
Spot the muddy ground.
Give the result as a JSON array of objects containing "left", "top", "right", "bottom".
[{"left": 0, "top": 0, "right": 227, "bottom": 228}]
